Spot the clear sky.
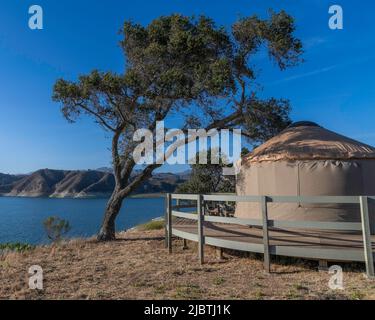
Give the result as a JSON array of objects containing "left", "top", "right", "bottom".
[{"left": 0, "top": 0, "right": 374, "bottom": 174}]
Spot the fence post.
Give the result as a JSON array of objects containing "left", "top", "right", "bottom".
[
  {"left": 164, "top": 194, "right": 168, "bottom": 248},
  {"left": 360, "top": 196, "right": 374, "bottom": 278},
  {"left": 167, "top": 193, "right": 173, "bottom": 254},
  {"left": 198, "top": 194, "right": 205, "bottom": 265},
  {"left": 177, "top": 198, "right": 188, "bottom": 249},
  {"left": 261, "top": 196, "right": 271, "bottom": 273}
]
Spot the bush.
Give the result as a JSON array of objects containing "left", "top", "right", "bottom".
[
  {"left": 0, "top": 243, "right": 35, "bottom": 252},
  {"left": 43, "top": 216, "right": 71, "bottom": 243}
]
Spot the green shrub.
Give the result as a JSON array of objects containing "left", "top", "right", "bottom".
[
  {"left": 0, "top": 242, "right": 35, "bottom": 252},
  {"left": 213, "top": 277, "right": 226, "bottom": 286},
  {"left": 137, "top": 220, "right": 165, "bottom": 231},
  {"left": 43, "top": 216, "right": 71, "bottom": 243},
  {"left": 350, "top": 290, "right": 365, "bottom": 300}
]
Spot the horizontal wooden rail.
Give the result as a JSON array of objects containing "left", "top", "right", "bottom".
[
  {"left": 204, "top": 215, "right": 361, "bottom": 231},
  {"left": 204, "top": 236, "right": 264, "bottom": 254},
  {"left": 268, "top": 220, "right": 362, "bottom": 231},
  {"left": 202, "top": 194, "right": 361, "bottom": 204},
  {"left": 171, "top": 204, "right": 197, "bottom": 210},
  {"left": 171, "top": 194, "right": 199, "bottom": 200},
  {"left": 270, "top": 245, "right": 366, "bottom": 262},
  {"left": 268, "top": 195, "right": 360, "bottom": 204},
  {"left": 204, "top": 194, "right": 261, "bottom": 202},
  {"left": 172, "top": 228, "right": 199, "bottom": 242},
  {"left": 171, "top": 211, "right": 198, "bottom": 221},
  {"left": 204, "top": 215, "right": 262, "bottom": 227}
]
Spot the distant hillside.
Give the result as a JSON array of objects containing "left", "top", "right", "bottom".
[
  {"left": 0, "top": 169, "right": 189, "bottom": 198},
  {"left": 0, "top": 173, "right": 25, "bottom": 194}
]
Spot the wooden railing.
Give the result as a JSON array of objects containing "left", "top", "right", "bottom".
[{"left": 165, "top": 194, "right": 375, "bottom": 278}]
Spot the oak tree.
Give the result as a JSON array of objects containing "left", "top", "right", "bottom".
[{"left": 53, "top": 12, "right": 302, "bottom": 241}]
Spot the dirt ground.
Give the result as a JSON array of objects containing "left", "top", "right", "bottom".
[{"left": 0, "top": 229, "right": 374, "bottom": 300}]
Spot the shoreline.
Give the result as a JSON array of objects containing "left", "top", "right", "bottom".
[
  {"left": 0, "top": 217, "right": 165, "bottom": 246},
  {"left": 0, "top": 193, "right": 165, "bottom": 200}
]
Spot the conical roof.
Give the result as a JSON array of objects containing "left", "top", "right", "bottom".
[{"left": 244, "top": 121, "right": 375, "bottom": 163}]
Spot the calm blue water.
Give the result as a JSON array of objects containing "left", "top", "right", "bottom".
[{"left": 0, "top": 197, "right": 165, "bottom": 244}]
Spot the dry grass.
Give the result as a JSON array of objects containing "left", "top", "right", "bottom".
[{"left": 0, "top": 229, "right": 374, "bottom": 300}]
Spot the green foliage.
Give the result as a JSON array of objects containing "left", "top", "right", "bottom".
[
  {"left": 177, "top": 150, "right": 235, "bottom": 194},
  {"left": 137, "top": 220, "right": 165, "bottom": 231},
  {"left": 0, "top": 243, "right": 35, "bottom": 252},
  {"left": 43, "top": 216, "right": 71, "bottom": 243},
  {"left": 121, "top": 15, "right": 235, "bottom": 99},
  {"left": 350, "top": 290, "right": 365, "bottom": 300},
  {"left": 53, "top": 12, "right": 302, "bottom": 140}
]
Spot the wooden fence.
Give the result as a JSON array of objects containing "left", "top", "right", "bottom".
[{"left": 165, "top": 194, "right": 375, "bottom": 278}]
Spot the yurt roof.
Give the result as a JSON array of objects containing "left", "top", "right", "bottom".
[{"left": 244, "top": 121, "right": 375, "bottom": 163}]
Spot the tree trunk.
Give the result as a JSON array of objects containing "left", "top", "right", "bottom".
[{"left": 97, "top": 191, "right": 125, "bottom": 241}]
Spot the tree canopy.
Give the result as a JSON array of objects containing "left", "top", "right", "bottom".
[
  {"left": 52, "top": 11, "right": 303, "bottom": 240},
  {"left": 176, "top": 150, "right": 236, "bottom": 195}
]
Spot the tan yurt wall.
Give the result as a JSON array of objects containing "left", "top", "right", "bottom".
[{"left": 235, "top": 122, "right": 375, "bottom": 232}]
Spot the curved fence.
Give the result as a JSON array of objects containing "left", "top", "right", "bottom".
[{"left": 164, "top": 194, "right": 375, "bottom": 278}]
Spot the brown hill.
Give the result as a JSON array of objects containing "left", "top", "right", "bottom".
[
  {"left": 0, "top": 169, "right": 188, "bottom": 198},
  {"left": 0, "top": 173, "right": 24, "bottom": 193},
  {"left": 7, "top": 169, "right": 68, "bottom": 197}
]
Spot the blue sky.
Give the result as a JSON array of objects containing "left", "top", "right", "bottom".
[{"left": 0, "top": 0, "right": 374, "bottom": 174}]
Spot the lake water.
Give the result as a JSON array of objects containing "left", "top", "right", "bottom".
[{"left": 0, "top": 197, "right": 165, "bottom": 244}]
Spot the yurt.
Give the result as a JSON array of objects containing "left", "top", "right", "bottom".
[{"left": 235, "top": 121, "right": 375, "bottom": 232}]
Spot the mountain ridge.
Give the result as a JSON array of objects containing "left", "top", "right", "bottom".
[{"left": 0, "top": 169, "right": 189, "bottom": 198}]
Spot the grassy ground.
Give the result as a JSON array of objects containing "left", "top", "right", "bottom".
[
  {"left": 136, "top": 220, "right": 165, "bottom": 231},
  {"left": 0, "top": 229, "right": 374, "bottom": 300}
]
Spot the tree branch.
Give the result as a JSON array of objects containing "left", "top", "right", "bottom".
[
  {"left": 118, "top": 163, "right": 162, "bottom": 198},
  {"left": 77, "top": 102, "right": 117, "bottom": 132}
]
